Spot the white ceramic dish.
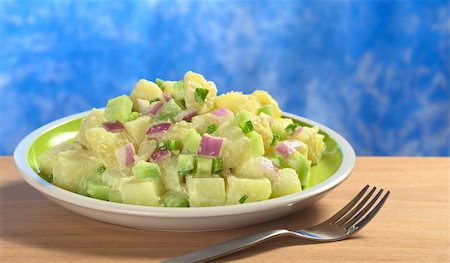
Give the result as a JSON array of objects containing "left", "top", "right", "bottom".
[{"left": 14, "top": 110, "right": 355, "bottom": 231}]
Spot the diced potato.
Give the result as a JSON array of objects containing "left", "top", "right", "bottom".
[
  {"left": 270, "top": 168, "right": 301, "bottom": 198},
  {"left": 53, "top": 150, "right": 103, "bottom": 193},
  {"left": 251, "top": 90, "right": 282, "bottom": 118},
  {"left": 183, "top": 71, "right": 218, "bottom": 114},
  {"left": 161, "top": 121, "right": 193, "bottom": 142},
  {"left": 39, "top": 142, "right": 82, "bottom": 176},
  {"left": 130, "top": 79, "right": 162, "bottom": 110},
  {"left": 215, "top": 92, "right": 261, "bottom": 114},
  {"left": 77, "top": 109, "right": 106, "bottom": 147},
  {"left": 84, "top": 127, "right": 130, "bottom": 168},
  {"left": 212, "top": 120, "right": 251, "bottom": 169},
  {"left": 292, "top": 126, "right": 325, "bottom": 164},
  {"left": 251, "top": 113, "right": 274, "bottom": 149},
  {"left": 101, "top": 168, "right": 130, "bottom": 191},
  {"left": 160, "top": 157, "right": 185, "bottom": 192},
  {"left": 186, "top": 176, "right": 225, "bottom": 207},
  {"left": 226, "top": 176, "right": 272, "bottom": 205},
  {"left": 271, "top": 117, "right": 293, "bottom": 140},
  {"left": 136, "top": 138, "right": 156, "bottom": 162},
  {"left": 120, "top": 178, "right": 164, "bottom": 206},
  {"left": 124, "top": 115, "right": 151, "bottom": 145}
]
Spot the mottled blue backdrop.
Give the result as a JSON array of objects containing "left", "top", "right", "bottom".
[{"left": 1, "top": 0, "right": 449, "bottom": 156}]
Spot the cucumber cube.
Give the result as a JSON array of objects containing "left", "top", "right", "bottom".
[
  {"left": 160, "top": 99, "right": 183, "bottom": 118},
  {"left": 104, "top": 95, "right": 133, "bottom": 122},
  {"left": 270, "top": 168, "right": 301, "bottom": 198},
  {"left": 257, "top": 105, "right": 275, "bottom": 117},
  {"left": 120, "top": 179, "right": 163, "bottom": 206},
  {"left": 234, "top": 110, "right": 251, "bottom": 125},
  {"left": 178, "top": 154, "right": 195, "bottom": 176},
  {"left": 247, "top": 131, "right": 265, "bottom": 157},
  {"left": 160, "top": 157, "right": 185, "bottom": 192},
  {"left": 162, "top": 190, "right": 189, "bottom": 207},
  {"left": 183, "top": 128, "right": 202, "bottom": 153},
  {"left": 285, "top": 152, "right": 311, "bottom": 187},
  {"left": 225, "top": 176, "right": 272, "bottom": 205},
  {"left": 87, "top": 182, "right": 110, "bottom": 201},
  {"left": 132, "top": 160, "right": 161, "bottom": 180},
  {"left": 186, "top": 176, "right": 225, "bottom": 207},
  {"left": 196, "top": 157, "right": 213, "bottom": 176},
  {"left": 108, "top": 190, "right": 123, "bottom": 203},
  {"left": 173, "top": 80, "right": 185, "bottom": 100}
]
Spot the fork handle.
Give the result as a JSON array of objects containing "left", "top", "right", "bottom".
[{"left": 162, "top": 229, "right": 291, "bottom": 263}]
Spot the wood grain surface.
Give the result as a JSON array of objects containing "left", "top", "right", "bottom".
[{"left": 1, "top": 156, "right": 449, "bottom": 262}]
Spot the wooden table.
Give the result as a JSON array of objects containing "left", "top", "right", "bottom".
[{"left": 1, "top": 156, "right": 449, "bottom": 262}]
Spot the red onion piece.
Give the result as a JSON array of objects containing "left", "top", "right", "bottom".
[
  {"left": 149, "top": 102, "right": 165, "bottom": 116},
  {"left": 115, "top": 143, "right": 136, "bottom": 169},
  {"left": 160, "top": 93, "right": 172, "bottom": 102},
  {"left": 275, "top": 141, "right": 297, "bottom": 158},
  {"left": 137, "top": 99, "right": 151, "bottom": 115},
  {"left": 146, "top": 122, "right": 172, "bottom": 138},
  {"left": 151, "top": 149, "right": 171, "bottom": 163},
  {"left": 103, "top": 121, "right": 124, "bottom": 133},
  {"left": 197, "top": 134, "right": 225, "bottom": 157},
  {"left": 174, "top": 109, "right": 197, "bottom": 122},
  {"left": 259, "top": 156, "right": 279, "bottom": 181},
  {"left": 211, "top": 108, "right": 233, "bottom": 117}
]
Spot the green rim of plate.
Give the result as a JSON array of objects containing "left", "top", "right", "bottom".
[{"left": 27, "top": 115, "right": 342, "bottom": 189}]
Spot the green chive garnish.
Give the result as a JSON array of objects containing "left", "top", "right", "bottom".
[
  {"left": 271, "top": 134, "right": 280, "bottom": 146},
  {"left": 157, "top": 141, "right": 167, "bottom": 150},
  {"left": 271, "top": 155, "right": 283, "bottom": 168},
  {"left": 239, "top": 195, "right": 248, "bottom": 204},
  {"left": 285, "top": 123, "right": 298, "bottom": 135},
  {"left": 96, "top": 165, "right": 106, "bottom": 174},
  {"left": 178, "top": 169, "right": 192, "bottom": 176},
  {"left": 167, "top": 140, "right": 181, "bottom": 151},
  {"left": 212, "top": 158, "right": 223, "bottom": 174},
  {"left": 206, "top": 123, "right": 218, "bottom": 134},
  {"left": 195, "top": 87, "right": 209, "bottom": 104},
  {"left": 239, "top": 120, "right": 255, "bottom": 134},
  {"left": 127, "top": 111, "right": 140, "bottom": 122},
  {"left": 156, "top": 78, "right": 165, "bottom": 91},
  {"left": 150, "top": 97, "right": 161, "bottom": 103}
]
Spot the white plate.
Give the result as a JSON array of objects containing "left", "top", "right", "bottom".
[{"left": 14, "top": 111, "right": 355, "bottom": 231}]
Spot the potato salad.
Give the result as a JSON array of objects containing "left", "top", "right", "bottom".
[{"left": 39, "top": 71, "right": 326, "bottom": 207}]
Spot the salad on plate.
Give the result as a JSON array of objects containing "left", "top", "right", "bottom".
[{"left": 38, "top": 71, "right": 328, "bottom": 207}]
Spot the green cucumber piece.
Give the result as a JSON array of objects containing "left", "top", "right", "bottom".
[
  {"left": 247, "top": 131, "right": 265, "bottom": 157},
  {"left": 108, "top": 190, "right": 123, "bottom": 203},
  {"left": 173, "top": 81, "right": 184, "bottom": 100},
  {"left": 104, "top": 95, "right": 133, "bottom": 122},
  {"left": 160, "top": 99, "right": 183, "bottom": 118},
  {"left": 196, "top": 157, "right": 213, "bottom": 177},
  {"left": 285, "top": 152, "right": 311, "bottom": 187},
  {"left": 87, "top": 182, "right": 110, "bottom": 201},
  {"left": 178, "top": 154, "right": 195, "bottom": 176},
  {"left": 257, "top": 105, "right": 275, "bottom": 117},
  {"left": 132, "top": 160, "right": 161, "bottom": 180},
  {"left": 162, "top": 190, "right": 189, "bottom": 207},
  {"left": 234, "top": 110, "right": 251, "bottom": 125},
  {"left": 183, "top": 129, "right": 202, "bottom": 153}
]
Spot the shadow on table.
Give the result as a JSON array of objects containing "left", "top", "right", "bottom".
[{"left": 1, "top": 181, "right": 338, "bottom": 261}]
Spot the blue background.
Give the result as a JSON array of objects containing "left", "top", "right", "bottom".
[{"left": 1, "top": 0, "right": 449, "bottom": 156}]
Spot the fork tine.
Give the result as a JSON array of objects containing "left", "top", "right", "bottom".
[
  {"left": 342, "top": 189, "right": 383, "bottom": 228},
  {"left": 353, "top": 191, "right": 390, "bottom": 230},
  {"left": 326, "top": 185, "right": 370, "bottom": 224},
  {"left": 336, "top": 187, "right": 377, "bottom": 226}
]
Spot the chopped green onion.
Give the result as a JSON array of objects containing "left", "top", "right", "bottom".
[
  {"left": 167, "top": 139, "right": 181, "bottom": 151},
  {"left": 271, "top": 155, "right": 283, "bottom": 168},
  {"left": 96, "top": 165, "right": 106, "bottom": 174},
  {"left": 239, "top": 120, "right": 255, "bottom": 134},
  {"left": 212, "top": 158, "right": 223, "bottom": 174},
  {"left": 285, "top": 123, "right": 298, "bottom": 135},
  {"left": 178, "top": 169, "right": 192, "bottom": 176},
  {"left": 150, "top": 97, "right": 161, "bottom": 103},
  {"left": 206, "top": 123, "right": 218, "bottom": 134},
  {"left": 194, "top": 87, "right": 209, "bottom": 104},
  {"left": 239, "top": 195, "right": 248, "bottom": 204},
  {"left": 127, "top": 111, "right": 140, "bottom": 122},
  {"left": 156, "top": 78, "right": 165, "bottom": 91},
  {"left": 157, "top": 141, "right": 167, "bottom": 150},
  {"left": 271, "top": 134, "right": 280, "bottom": 146}
]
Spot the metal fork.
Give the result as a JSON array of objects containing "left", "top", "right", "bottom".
[{"left": 164, "top": 185, "right": 390, "bottom": 263}]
